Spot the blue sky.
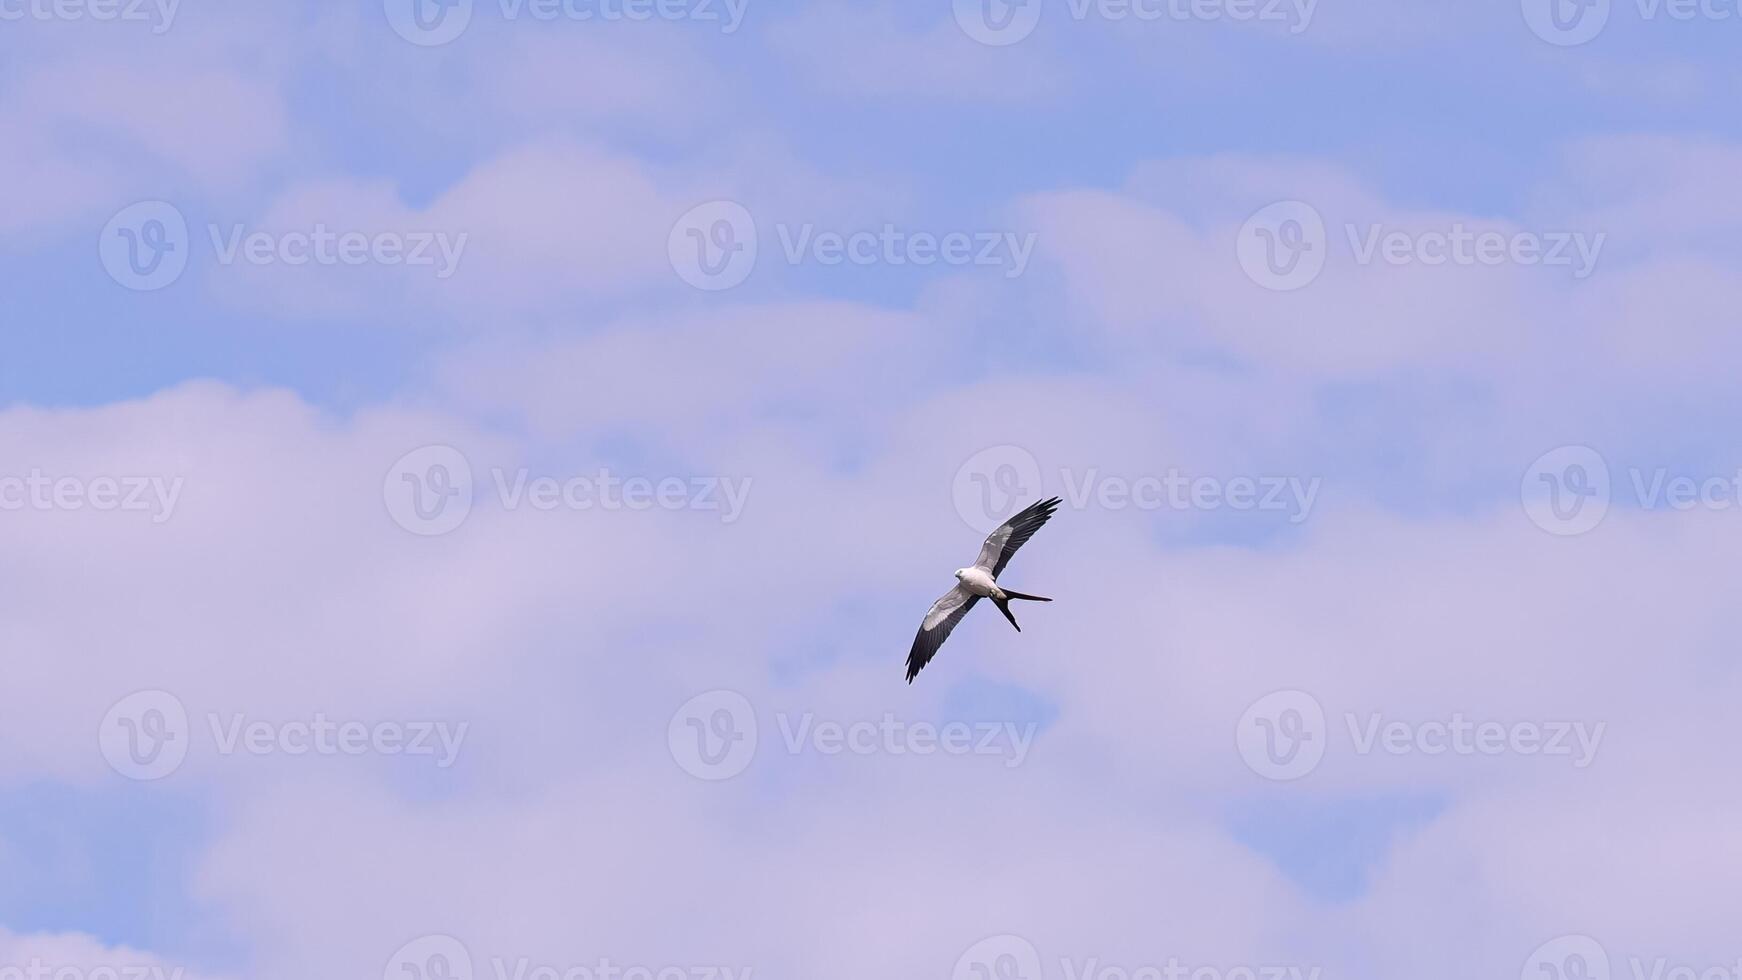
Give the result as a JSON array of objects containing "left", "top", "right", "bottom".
[{"left": 3, "top": 3, "right": 1742, "bottom": 980}]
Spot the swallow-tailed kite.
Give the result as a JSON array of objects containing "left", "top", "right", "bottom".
[{"left": 906, "top": 496, "right": 1061, "bottom": 683}]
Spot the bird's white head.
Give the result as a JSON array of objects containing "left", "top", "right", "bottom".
[{"left": 953, "top": 568, "right": 966, "bottom": 580}]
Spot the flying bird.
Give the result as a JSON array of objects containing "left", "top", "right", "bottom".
[{"left": 906, "top": 496, "right": 1061, "bottom": 683}]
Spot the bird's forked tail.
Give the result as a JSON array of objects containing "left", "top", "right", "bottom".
[{"left": 990, "top": 589, "right": 1051, "bottom": 632}]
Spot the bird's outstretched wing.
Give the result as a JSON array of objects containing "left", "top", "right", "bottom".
[
  {"left": 906, "top": 584, "right": 981, "bottom": 683},
  {"left": 974, "top": 496, "right": 1062, "bottom": 578}
]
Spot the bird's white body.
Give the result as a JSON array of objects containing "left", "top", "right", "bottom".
[{"left": 954, "top": 566, "right": 1000, "bottom": 598}]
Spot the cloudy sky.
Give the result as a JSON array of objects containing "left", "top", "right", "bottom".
[{"left": 3, "top": 2, "right": 1741, "bottom": 979}]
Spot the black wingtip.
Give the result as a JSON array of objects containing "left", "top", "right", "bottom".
[{"left": 1007, "top": 496, "right": 1061, "bottom": 525}]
